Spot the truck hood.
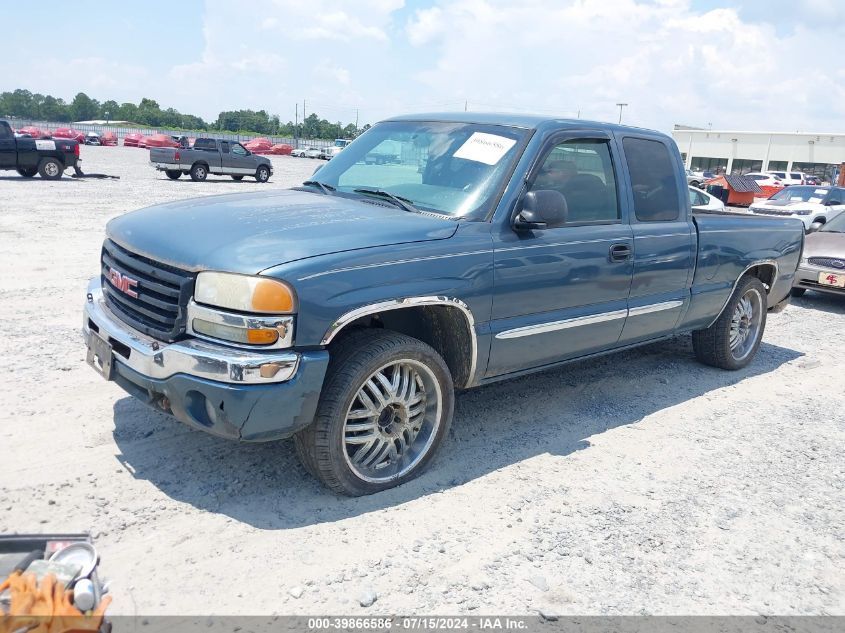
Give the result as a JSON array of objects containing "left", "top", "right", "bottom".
[
  {"left": 106, "top": 189, "right": 458, "bottom": 274},
  {"left": 756, "top": 199, "right": 823, "bottom": 210}
]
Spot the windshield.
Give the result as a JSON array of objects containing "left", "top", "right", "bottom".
[
  {"left": 769, "top": 186, "right": 829, "bottom": 203},
  {"left": 306, "top": 120, "right": 529, "bottom": 218},
  {"left": 821, "top": 213, "right": 845, "bottom": 232}
]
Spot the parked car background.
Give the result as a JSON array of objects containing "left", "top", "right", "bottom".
[
  {"left": 750, "top": 185, "right": 845, "bottom": 230},
  {"left": 689, "top": 185, "right": 725, "bottom": 212},
  {"left": 792, "top": 211, "right": 845, "bottom": 297},
  {"left": 767, "top": 170, "right": 806, "bottom": 186}
]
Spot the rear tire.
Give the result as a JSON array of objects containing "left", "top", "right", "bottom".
[
  {"left": 790, "top": 287, "right": 806, "bottom": 297},
  {"left": 38, "top": 158, "right": 63, "bottom": 180},
  {"left": 165, "top": 170, "right": 181, "bottom": 180},
  {"left": 190, "top": 163, "right": 208, "bottom": 181},
  {"left": 692, "top": 276, "right": 767, "bottom": 370},
  {"left": 294, "top": 330, "right": 454, "bottom": 496},
  {"left": 231, "top": 175, "right": 244, "bottom": 181},
  {"left": 17, "top": 168, "right": 37, "bottom": 178},
  {"left": 255, "top": 165, "right": 270, "bottom": 182}
]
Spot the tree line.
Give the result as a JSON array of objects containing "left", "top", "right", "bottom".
[{"left": 0, "top": 89, "right": 364, "bottom": 139}]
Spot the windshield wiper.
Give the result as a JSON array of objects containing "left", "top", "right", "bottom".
[
  {"left": 302, "top": 180, "right": 335, "bottom": 195},
  {"left": 353, "top": 188, "right": 418, "bottom": 213}
]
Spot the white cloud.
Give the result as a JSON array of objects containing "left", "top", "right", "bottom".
[{"left": 402, "top": 0, "right": 845, "bottom": 132}]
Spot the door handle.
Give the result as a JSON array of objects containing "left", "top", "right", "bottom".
[{"left": 609, "top": 243, "right": 631, "bottom": 262}]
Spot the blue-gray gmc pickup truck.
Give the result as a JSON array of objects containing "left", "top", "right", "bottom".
[{"left": 83, "top": 113, "right": 803, "bottom": 495}]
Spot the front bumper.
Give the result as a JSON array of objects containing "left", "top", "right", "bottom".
[
  {"left": 83, "top": 280, "right": 329, "bottom": 441},
  {"left": 794, "top": 263, "right": 845, "bottom": 295}
]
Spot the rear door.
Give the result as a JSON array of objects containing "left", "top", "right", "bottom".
[
  {"left": 487, "top": 132, "right": 634, "bottom": 376},
  {"left": 0, "top": 124, "right": 16, "bottom": 168},
  {"left": 616, "top": 135, "right": 695, "bottom": 345}
]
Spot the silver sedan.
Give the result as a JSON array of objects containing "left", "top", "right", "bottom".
[{"left": 792, "top": 212, "right": 845, "bottom": 297}]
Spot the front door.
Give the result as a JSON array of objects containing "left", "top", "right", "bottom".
[
  {"left": 228, "top": 142, "right": 257, "bottom": 176},
  {"left": 487, "top": 133, "right": 633, "bottom": 377}
]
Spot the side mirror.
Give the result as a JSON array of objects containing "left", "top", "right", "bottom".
[
  {"left": 514, "top": 190, "right": 568, "bottom": 231},
  {"left": 808, "top": 221, "right": 824, "bottom": 233}
]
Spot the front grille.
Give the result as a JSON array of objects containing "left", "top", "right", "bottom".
[
  {"left": 752, "top": 208, "right": 792, "bottom": 216},
  {"left": 808, "top": 256, "right": 845, "bottom": 270},
  {"left": 101, "top": 239, "right": 194, "bottom": 341}
]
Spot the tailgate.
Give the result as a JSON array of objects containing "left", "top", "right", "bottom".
[{"left": 149, "top": 147, "right": 177, "bottom": 164}]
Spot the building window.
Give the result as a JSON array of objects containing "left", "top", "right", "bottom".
[
  {"left": 768, "top": 161, "right": 787, "bottom": 171},
  {"left": 730, "top": 159, "right": 762, "bottom": 175},
  {"left": 792, "top": 162, "right": 838, "bottom": 183},
  {"left": 690, "top": 157, "right": 728, "bottom": 173}
]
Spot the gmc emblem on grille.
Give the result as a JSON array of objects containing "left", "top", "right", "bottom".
[{"left": 107, "top": 268, "right": 139, "bottom": 298}]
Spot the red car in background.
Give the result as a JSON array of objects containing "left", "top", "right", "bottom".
[
  {"left": 123, "top": 133, "right": 144, "bottom": 147},
  {"left": 17, "top": 126, "right": 52, "bottom": 139},
  {"left": 100, "top": 132, "right": 118, "bottom": 146},
  {"left": 244, "top": 137, "right": 273, "bottom": 154},
  {"left": 270, "top": 144, "right": 292, "bottom": 155},
  {"left": 143, "top": 134, "right": 180, "bottom": 148},
  {"left": 54, "top": 128, "right": 85, "bottom": 143}
]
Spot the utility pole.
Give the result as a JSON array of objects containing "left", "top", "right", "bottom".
[
  {"left": 295, "top": 103, "right": 298, "bottom": 147},
  {"left": 303, "top": 99, "right": 306, "bottom": 140},
  {"left": 464, "top": 100, "right": 467, "bottom": 112},
  {"left": 355, "top": 109, "right": 359, "bottom": 135},
  {"left": 616, "top": 103, "right": 628, "bottom": 124}
]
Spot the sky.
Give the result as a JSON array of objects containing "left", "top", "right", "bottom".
[{"left": 1, "top": 0, "right": 843, "bottom": 133}]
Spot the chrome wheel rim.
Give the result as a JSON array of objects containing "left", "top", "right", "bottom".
[
  {"left": 197, "top": 167, "right": 206, "bottom": 178},
  {"left": 729, "top": 288, "right": 763, "bottom": 361},
  {"left": 258, "top": 168, "right": 268, "bottom": 181},
  {"left": 343, "top": 359, "right": 442, "bottom": 483},
  {"left": 45, "top": 162, "right": 59, "bottom": 177}
]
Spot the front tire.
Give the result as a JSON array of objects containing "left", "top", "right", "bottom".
[
  {"left": 692, "top": 276, "right": 767, "bottom": 370},
  {"left": 255, "top": 165, "right": 270, "bottom": 182},
  {"left": 294, "top": 330, "right": 454, "bottom": 496},
  {"left": 165, "top": 170, "right": 181, "bottom": 180},
  {"left": 38, "top": 158, "right": 63, "bottom": 180},
  {"left": 189, "top": 163, "right": 208, "bottom": 181}
]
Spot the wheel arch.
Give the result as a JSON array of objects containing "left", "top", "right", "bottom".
[
  {"left": 707, "top": 259, "right": 778, "bottom": 328},
  {"left": 321, "top": 297, "right": 478, "bottom": 389}
]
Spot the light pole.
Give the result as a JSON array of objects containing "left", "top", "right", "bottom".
[{"left": 616, "top": 103, "right": 628, "bottom": 124}]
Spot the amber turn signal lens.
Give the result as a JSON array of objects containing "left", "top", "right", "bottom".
[
  {"left": 246, "top": 328, "right": 280, "bottom": 345},
  {"left": 252, "top": 279, "right": 294, "bottom": 313}
]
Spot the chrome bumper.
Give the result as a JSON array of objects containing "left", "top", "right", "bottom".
[{"left": 83, "top": 279, "right": 299, "bottom": 385}]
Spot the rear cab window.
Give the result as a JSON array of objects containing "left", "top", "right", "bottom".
[{"left": 622, "top": 137, "right": 682, "bottom": 222}]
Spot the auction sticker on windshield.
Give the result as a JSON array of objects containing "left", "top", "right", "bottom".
[{"left": 453, "top": 132, "right": 517, "bottom": 165}]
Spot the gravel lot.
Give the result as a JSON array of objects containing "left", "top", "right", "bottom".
[{"left": 0, "top": 146, "right": 843, "bottom": 616}]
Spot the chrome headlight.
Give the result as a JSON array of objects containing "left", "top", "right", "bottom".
[
  {"left": 191, "top": 272, "right": 296, "bottom": 347},
  {"left": 195, "top": 272, "right": 295, "bottom": 314}
]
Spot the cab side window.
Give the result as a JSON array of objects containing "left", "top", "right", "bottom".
[
  {"left": 0, "top": 125, "right": 11, "bottom": 139},
  {"left": 529, "top": 139, "right": 620, "bottom": 224},
  {"left": 623, "top": 137, "right": 681, "bottom": 222},
  {"left": 232, "top": 144, "right": 247, "bottom": 156}
]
